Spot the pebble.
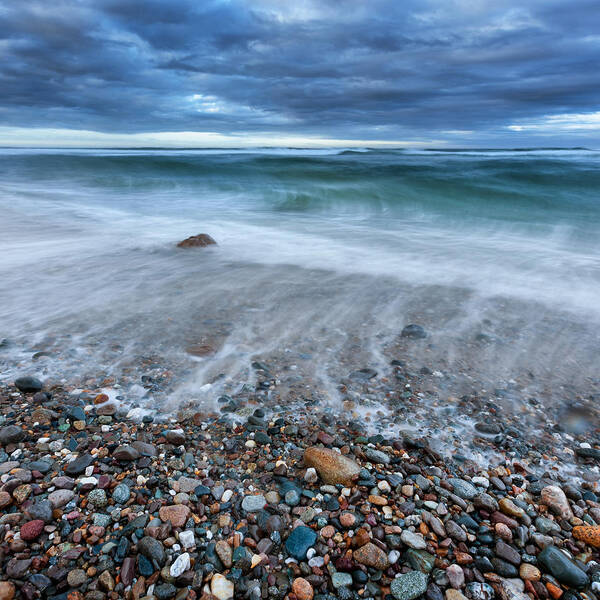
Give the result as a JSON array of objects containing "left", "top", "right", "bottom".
[
  {"left": 241, "top": 494, "right": 267, "bottom": 512},
  {"left": 304, "top": 446, "right": 361, "bottom": 485},
  {"left": 285, "top": 526, "right": 317, "bottom": 560},
  {"left": 292, "top": 577, "right": 314, "bottom": 600},
  {"left": 540, "top": 485, "right": 574, "bottom": 520},
  {"left": 538, "top": 545, "right": 589, "bottom": 588},
  {"left": 211, "top": 573, "right": 234, "bottom": 600},
  {"left": 401, "top": 530, "right": 427, "bottom": 549},
  {"left": 169, "top": 552, "right": 190, "bottom": 577},
  {"left": 391, "top": 571, "right": 429, "bottom": 600}
]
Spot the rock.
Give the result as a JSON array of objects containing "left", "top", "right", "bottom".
[
  {"left": 0, "top": 425, "right": 25, "bottom": 445},
  {"left": 364, "top": 447, "right": 390, "bottom": 464},
  {"left": 537, "top": 545, "right": 588, "bottom": 589},
  {"left": 285, "top": 526, "right": 317, "bottom": 560},
  {"left": 98, "top": 570, "right": 115, "bottom": 591},
  {"left": 0, "top": 582, "right": 15, "bottom": 600},
  {"left": 112, "top": 483, "right": 131, "bottom": 504},
  {"left": 179, "top": 529, "right": 195, "bottom": 548},
  {"left": 241, "top": 494, "right": 266, "bottom": 512},
  {"left": 446, "top": 564, "right": 464, "bottom": 588},
  {"left": 177, "top": 234, "right": 217, "bottom": 248},
  {"left": 26, "top": 499, "right": 53, "bottom": 523},
  {"left": 303, "top": 447, "right": 360, "bottom": 485},
  {"left": 155, "top": 583, "right": 176, "bottom": 599},
  {"left": 14, "top": 376, "right": 43, "bottom": 393},
  {"left": 169, "top": 552, "right": 190, "bottom": 578},
  {"left": 498, "top": 498, "right": 524, "bottom": 518},
  {"left": 6, "top": 557, "right": 32, "bottom": 578},
  {"left": 350, "top": 368, "right": 378, "bottom": 381},
  {"left": 519, "top": 564, "right": 541, "bottom": 581},
  {"left": 120, "top": 557, "right": 136, "bottom": 587},
  {"left": 448, "top": 478, "right": 478, "bottom": 500},
  {"left": 332, "top": 572, "right": 353, "bottom": 588},
  {"left": 216, "top": 540, "right": 233, "bottom": 567},
  {"left": 67, "top": 569, "right": 87, "bottom": 587},
  {"left": 64, "top": 453, "right": 94, "bottom": 476},
  {"left": 48, "top": 489, "right": 75, "bottom": 508},
  {"left": 131, "top": 440, "right": 157, "bottom": 456},
  {"left": 138, "top": 536, "right": 166, "bottom": 566},
  {"left": 401, "top": 530, "right": 427, "bottom": 550},
  {"left": 159, "top": 504, "right": 190, "bottom": 527},
  {"left": 165, "top": 429, "right": 186, "bottom": 445},
  {"left": 20, "top": 519, "right": 44, "bottom": 541},
  {"left": 572, "top": 524, "right": 600, "bottom": 547},
  {"left": 401, "top": 324, "right": 427, "bottom": 339},
  {"left": 173, "top": 476, "right": 202, "bottom": 493},
  {"left": 540, "top": 485, "right": 573, "bottom": 520},
  {"left": 465, "top": 583, "right": 494, "bottom": 600},
  {"left": 211, "top": 573, "right": 234, "bottom": 600},
  {"left": 353, "top": 542, "right": 390, "bottom": 570},
  {"left": 494, "top": 578, "right": 531, "bottom": 600},
  {"left": 390, "top": 571, "right": 429, "bottom": 600},
  {"left": 112, "top": 445, "right": 140, "bottom": 461},
  {"left": 292, "top": 578, "right": 314, "bottom": 600},
  {"left": 446, "top": 591, "right": 468, "bottom": 600},
  {"left": 495, "top": 540, "right": 520, "bottom": 565},
  {"left": 88, "top": 489, "right": 108, "bottom": 507}
]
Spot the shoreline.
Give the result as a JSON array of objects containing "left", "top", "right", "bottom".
[{"left": 0, "top": 373, "right": 599, "bottom": 600}]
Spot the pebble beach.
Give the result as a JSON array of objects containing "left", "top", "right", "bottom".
[{"left": 1, "top": 351, "right": 600, "bottom": 600}]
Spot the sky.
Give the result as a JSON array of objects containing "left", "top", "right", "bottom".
[{"left": 0, "top": 0, "right": 599, "bottom": 148}]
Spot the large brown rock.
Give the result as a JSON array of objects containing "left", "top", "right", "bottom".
[
  {"left": 159, "top": 504, "right": 190, "bottom": 528},
  {"left": 303, "top": 447, "right": 360, "bottom": 485},
  {"left": 353, "top": 542, "right": 390, "bottom": 570},
  {"left": 177, "top": 234, "right": 217, "bottom": 248}
]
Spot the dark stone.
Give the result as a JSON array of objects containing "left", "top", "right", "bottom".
[
  {"left": 538, "top": 546, "right": 589, "bottom": 589},
  {"left": 401, "top": 324, "right": 427, "bottom": 339},
  {"left": 138, "top": 536, "right": 166, "bottom": 567},
  {"left": 285, "top": 526, "right": 317, "bottom": 560},
  {"left": 64, "top": 453, "right": 94, "bottom": 476},
  {"left": 0, "top": 425, "right": 25, "bottom": 445},
  {"left": 15, "top": 376, "right": 43, "bottom": 393}
]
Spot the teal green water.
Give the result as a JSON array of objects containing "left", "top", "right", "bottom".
[{"left": 0, "top": 147, "right": 598, "bottom": 411}]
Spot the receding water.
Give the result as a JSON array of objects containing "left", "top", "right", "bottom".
[{"left": 0, "top": 147, "right": 599, "bottom": 422}]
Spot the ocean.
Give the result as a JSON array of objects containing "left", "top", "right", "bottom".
[{"left": 0, "top": 147, "right": 599, "bottom": 436}]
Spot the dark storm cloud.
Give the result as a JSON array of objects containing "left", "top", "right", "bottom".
[{"left": 0, "top": 0, "right": 599, "bottom": 143}]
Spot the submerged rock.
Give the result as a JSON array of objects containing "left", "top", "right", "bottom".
[
  {"left": 177, "top": 233, "right": 217, "bottom": 248},
  {"left": 401, "top": 324, "right": 427, "bottom": 339}
]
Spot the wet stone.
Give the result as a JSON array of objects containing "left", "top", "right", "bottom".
[
  {"left": 538, "top": 545, "right": 589, "bottom": 589},
  {"left": 285, "top": 526, "right": 317, "bottom": 560}
]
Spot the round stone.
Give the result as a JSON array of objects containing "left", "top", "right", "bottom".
[
  {"left": 67, "top": 569, "right": 87, "bottom": 587},
  {"left": 112, "top": 483, "right": 131, "bottom": 504},
  {"left": 20, "top": 519, "right": 45, "bottom": 541},
  {"left": 88, "top": 489, "right": 108, "bottom": 508},
  {"left": 292, "top": 578, "right": 314, "bottom": 600}
]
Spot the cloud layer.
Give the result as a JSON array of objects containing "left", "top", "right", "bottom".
[{"left": 1, "top": 0, "right": 599, "bottom": 146}]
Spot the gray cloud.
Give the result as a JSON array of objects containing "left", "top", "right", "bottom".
[{"left": 0, "top": 0, "right": 599, "bottom": 145}]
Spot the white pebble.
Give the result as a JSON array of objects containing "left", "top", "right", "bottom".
[
  {"left": 472, "top": 476, "right": 489, "bottom": 488},
  {"left": 304, "top": 467, "right": 318, "bottom": 483},
  {"left": 221, "top": 489, "right": 233, "bottom": 503},
  {"left": 389, "top": 550, "right": 400, "bottom": 564},
  {"left": 179, "top": 530, "right": 196, "bottom": 548},
  {"left": 378, "top": 480, "right": 391, "bottom": 493}
]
